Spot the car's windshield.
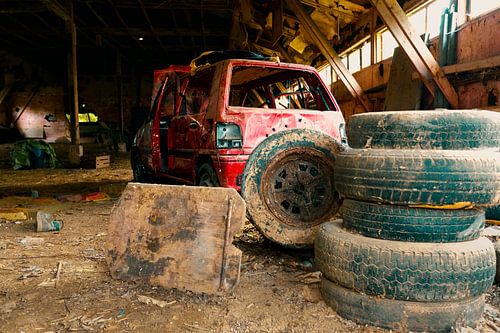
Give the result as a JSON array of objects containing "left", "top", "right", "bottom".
[{"left": 229, "top": 66, "right": 336, "bottom": 111}]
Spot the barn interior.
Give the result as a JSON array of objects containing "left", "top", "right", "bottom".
[{"left": 0, "top": 0, "right": 499, "bottom": 332}]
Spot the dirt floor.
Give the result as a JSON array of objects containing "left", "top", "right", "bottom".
[{"left": 0, "top": 145, "right": 499, "bottom": 332}]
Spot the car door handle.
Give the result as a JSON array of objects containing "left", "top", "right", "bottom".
[{"left": 189, "top": 121, "right": 200, "bottom": 129}]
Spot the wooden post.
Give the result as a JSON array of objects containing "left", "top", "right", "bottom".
[
  {"left": 66, "top": 0, "right": 79, "bottom": 146},
  {"left": 369, "top": 0, "right": 459, "bottom": 108},
  {"left": 370, "top": 9, "right": 377, "bottom": 66},
  {"left": 116, "top": 52, "right": 124, "bottom": 136},
  {"left": 285, "top": 0, "right": 373, "bottom": 112},
  {"left": 66, "top": 0, "right": 81, "bottom": 165}
]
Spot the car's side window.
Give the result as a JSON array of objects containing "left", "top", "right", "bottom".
[
  {"left": 158, "top": 79, "right": 175, "bottom": 118},
  {"left": 180, "top": 68, "right": 214, "bottom": 116}
]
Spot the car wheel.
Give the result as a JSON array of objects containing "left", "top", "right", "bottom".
[
  {"left": 197, "top": 163, "right": 220, "bottom": 187},
  {"left": 334, "top": 148, "right": 500, "bottom": 205},
  {"left": 131, "top": 153, "right": 149, "bottom": 182},
  {"left": 315, "top": 220, "right": 496, "bottom": 302},
  {"left": 341, "top": 199, "right": 484, "bottom": 242},
  {"left": 321, "top": 278, "right": 485, "bottom": 332},
  {"left": 242, "top": 129, "right": 345, "bottom": 248},
  {"left": 347, "top": 110, "right": 500, "bottom": 150}
]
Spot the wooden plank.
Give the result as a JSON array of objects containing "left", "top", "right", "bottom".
[
  {"left": 106, "top": 183, "right": 245, "bottom": 294},
  {"left": 384, "top": 47, "right": 423, "bottom": 110},
  {"left": 442, "top": 55, "right": 500, "bottom": 75},
  {"left": 370, "top": 0, "right": 459, "bottom": 108},
  {"left": 95, "top": 155, "right": 110, "bottom": 169},
  {"left": 286, "top": 0, "right": 373, "bottom": 112},
  {"left": 411, "top": 55, "right": 500, "bottom": 79}
]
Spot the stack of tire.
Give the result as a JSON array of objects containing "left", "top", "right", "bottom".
[{"left": 315, "top": 110, "right": 500, "bottom": 332}]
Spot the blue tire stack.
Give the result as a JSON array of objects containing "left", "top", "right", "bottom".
[{"left": 316, "top": 110, "right": 500, "bottom": 332}]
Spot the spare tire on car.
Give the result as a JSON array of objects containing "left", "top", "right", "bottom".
[{"left": 241, "top": 129, "right": 345, "bottom": 247}]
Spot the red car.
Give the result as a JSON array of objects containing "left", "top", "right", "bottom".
[{"left": 132, "top": 52, "right": 347, "bottom": 247}]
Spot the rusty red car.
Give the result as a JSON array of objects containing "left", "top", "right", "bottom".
[{"left": 131, "top": 51, "right": 347, "bottom": 247}]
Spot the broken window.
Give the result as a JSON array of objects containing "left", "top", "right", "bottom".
[
  {"left": 229, "top": 66, "right": 335, "bottom": 111},
  {"left": 180, "top": 68, "right": 214, "bottom": 115}
]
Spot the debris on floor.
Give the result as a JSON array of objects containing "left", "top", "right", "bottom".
[
  {"left": 35, "top": 211, "right": 63, "bottom": 232},
  {"left": 0, "top": 208, "right": 27, "bottom": 221},
  {"left": 10, "top": 139, "right": 58, "bottom": 170},
  {"left": 137, "top": 295, "right": 176, "bottom": 308},
  {"left": 0, "top": 150, "right": 498, "bottom": 332},
  {"left": 57, "top": 192, "right": 110, "bottom": 203}
]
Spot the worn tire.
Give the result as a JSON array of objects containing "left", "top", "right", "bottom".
[
  {"left": 197, "top": 163, "right": 220, "bottom": 187},
  {"left": 334, "top": 148, "right": 500, "bottom": 205},
  {"left": 315, "top": 220, "right": 496, "bottom": 301},
  {"left": 321, "top": 278, "right": 485, "bottom": 332},
  {"left": 348, "top": 110, "right": 500, "bottom": 150},
  {"left": 485, "top": 204, "right": 500, "bottom": 221},
  {"left": 342, "top": 199, "right": 484, "bottom": 242},
  {"left": 241, "top": 129, "right": 345, "bottom": 248}
]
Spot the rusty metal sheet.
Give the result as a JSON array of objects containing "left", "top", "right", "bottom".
[{"left": 106, "top": 183, "right": 245, "bottom": 294}]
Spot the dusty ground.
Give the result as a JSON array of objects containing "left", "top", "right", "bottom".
[{"left": 0, "top": 145, "right": 499, "bottom": 333}]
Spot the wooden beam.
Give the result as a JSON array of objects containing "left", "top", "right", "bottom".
[
  {"left": 65, "top": 0, "right": 80, "bottom": 146},
  {"left": 106, "top": 0, "right": 145, "bottom": 49},
  {"left": 170, "top": 9, "right": 186, "bottom": 49},
  {"left": 299, "top": 0, "right": 364, "bottom": 19},
  {"left": 369, "top": 0, "right": 459, "bottom": 108},
  {"left": 185, "top": 10, "right": 198, "bottom": 49},
  {"left": 442, "top": 55, "right": 500, "bottom": 75},
  {"left": 286, "top": 0, "right": 373, "bottom": 112},
  {"left": 0, "top": 5, "right": 47, "bottom": 13},
  {"left": 113, "top": 1, "right": 233, "bottom": 11},
  {"left": 84, "top": 2, "right": 125, "bottom": 49},
  {"left": 411, "top": 55, "right": 500, "bottom": 79},
  {"left": 4, "top": 14, "right": 59, "bottom": 47},
  {"left": 41, "top": 0, "right": 70, "bottom": 21},
  {"left": 116, "top": 52, "right": 124, "bottom": 136},
  {"left": 137, "top": 0, "right": 169, "bottom": 57},
  {"left": 200, "top": 0, "right": 207, "bottom": 50},
  {"left": 271, "top": 0, "right": 284, "bottom": 46},
  {"left": 0, "top": 24, "right": 42, "bottom": 47}
]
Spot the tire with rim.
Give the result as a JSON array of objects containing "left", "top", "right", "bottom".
[
  {"left": 334, "top": 148, "right": 500, "bottom": 205},
  {"left": 197, "top": 162, "right": 220, "bottom": 187},
  {"left": 131, "top": 152, "right": 150, "bottom": 182},
  {"left": 321, "top": 278, "right": 485, "bottom": 332},
  {"left": 342, "top": 199, "right": 485, "bottom": 242},
  {"left": 242, "top": 129, "right": 345, "bottom": 248},
  {"left": 347, "top": 110, "right": 500, "bottom": 150},
  {"left": 315, "top": 220, "right": 496, "bottom": 302}
]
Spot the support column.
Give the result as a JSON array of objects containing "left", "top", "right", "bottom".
[
  {"left": 66, "top": 0, "right": 81, "bottom": 164},
  {"left": 369, "top": 0, "right": 459, "bottom": 108},
  {"left": 66, "top": 0, "right": 79, "bottom": 144},
  {"left": 116, "top": 52, "right": 124, "bottom": 137},
  {"left": 285, "top": 0, "right": 373, "bottom": 112}
]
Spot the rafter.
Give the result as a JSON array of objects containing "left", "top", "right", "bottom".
[
  {"left": 106, "top": 0, "right": 145, "bottom": 49},
  {"left": 40, "top": 0, "right": 70, "bottom": 21},
  {"left": 4, "top": 14, "right": 59, "bottom": 47},
  {"left": 137, "top": 0, "right": 169, "bottom": 57}
]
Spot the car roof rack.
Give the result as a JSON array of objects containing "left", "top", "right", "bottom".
[{"left": 190, "top": 50, "right": 279, "bottom": 73}]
